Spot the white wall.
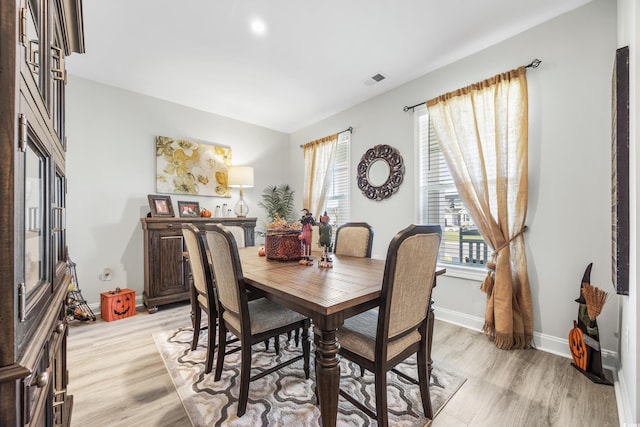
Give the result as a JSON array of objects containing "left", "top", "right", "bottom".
[
  {"left": 617, "top": 0, "right": 638, "bottom": 423},
  {"left": 290, "top": 0, "right": 619, "bottom": 360},
  {"left": 65, "top": 77, "right": 290, "bottom": 306}
]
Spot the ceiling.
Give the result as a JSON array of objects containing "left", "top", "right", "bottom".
[{"left": 66, "top": 0, "right": 591, "bottom": 133}]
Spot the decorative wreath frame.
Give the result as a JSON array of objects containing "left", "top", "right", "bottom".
[{"left": 356, "top": 144, "right": 405, "bottom": 201}]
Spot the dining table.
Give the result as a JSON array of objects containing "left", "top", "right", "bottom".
[{"left": 237, "top": 246, "right": 444, "bottom": 427}]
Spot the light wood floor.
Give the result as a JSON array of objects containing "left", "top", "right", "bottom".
[{"left": 67, "top": 303, "right": 619, "bottom": 426}]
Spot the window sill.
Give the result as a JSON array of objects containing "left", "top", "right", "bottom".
[{"left": 437, "top": 263, "right": 488, "bottom": 282}]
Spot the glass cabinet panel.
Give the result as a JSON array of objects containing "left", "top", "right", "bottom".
[
  {"left": 51, "top": 23, "right": 66, "bottom": 144},
  {"left": 52, "top": 170, "right": 66, "bottom": 267},
  {"left": 24, "top": 0, "right": 43, "bottom": 93},
  {"left": 24, "top": 141, "right": 48, "bottom": 296}
]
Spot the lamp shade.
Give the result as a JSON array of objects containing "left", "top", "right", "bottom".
[{"left": 227, "top": 166, "right": 254, "bottom": 188}]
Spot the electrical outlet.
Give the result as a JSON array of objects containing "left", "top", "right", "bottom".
[{"left": 102, "top": 268, "right": 112, "bottom": 281}]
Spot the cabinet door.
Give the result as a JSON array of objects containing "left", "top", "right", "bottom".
[
  {"left": 151, "top": 231, "right": 189, "bottom": 297},
  {"left": 17, "top": 105, "right": 54, "bottom": 352}
]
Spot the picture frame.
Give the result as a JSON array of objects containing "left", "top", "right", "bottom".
[
  {"left": 611, "top": 46, "right": 629, "bottom": 296},
  {"left": 155, "top": 135, "right": 233, "bottom": 197},
  {"left": 178, "top": 201, "right": 201, "bottom": 218},
  {"left": 148, "top": 194, "right": 175, "bottom": 217}
]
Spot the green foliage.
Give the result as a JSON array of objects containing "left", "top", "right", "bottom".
[{"left": 257, "top": 184, "right": 296, "bottom": 223}]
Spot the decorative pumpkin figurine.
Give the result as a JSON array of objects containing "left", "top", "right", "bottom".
[
  {"left": 113, "top": 293, "right": 133, "bottom": 318},
  {"left": 569, "top": 321, "right": 587, "bottom": 371},
  {"left": 200, "top": 208, "right": 212, "bottom": 218},
  {"left": 100, "top": 288, "right": 136, "bottom": 322},
  {"left": 258, "top": 247, "right": 266, "bottom": 257}
]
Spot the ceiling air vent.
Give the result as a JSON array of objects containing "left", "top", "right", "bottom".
[{"left": 371, "top": 73, "right": 386, "bottom": 82}]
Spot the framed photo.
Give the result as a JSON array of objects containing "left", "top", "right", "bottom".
[
  {"left": 148, "top": 194, "right": 174, "bottom": 217},
  {"left": 178, "top": 201, "right": 200, "bottom": 218}
]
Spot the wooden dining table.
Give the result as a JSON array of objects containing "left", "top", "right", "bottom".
[{"left": 237, "top": 246, "right": 446, "bottom": 426}]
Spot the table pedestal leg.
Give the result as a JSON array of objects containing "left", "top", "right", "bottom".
[{"left": 315, "top": 328, "right": 340, "bottom": 427}]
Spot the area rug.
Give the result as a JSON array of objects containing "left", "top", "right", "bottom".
[{"left": 154, "top": 327, "right": 465, "bottom": 426}]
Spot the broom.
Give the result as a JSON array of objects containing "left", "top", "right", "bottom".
[{"left": 581, "top": 283, "right": 609, "bottom": 322}]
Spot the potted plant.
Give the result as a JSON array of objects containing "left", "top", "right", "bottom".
[{"left": 257, "top": 184, "right": 302, "bottom": 261}]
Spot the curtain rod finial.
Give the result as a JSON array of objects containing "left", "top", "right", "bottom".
[{"left": 526, "top": 59, "right": 541, "bottom": 69}]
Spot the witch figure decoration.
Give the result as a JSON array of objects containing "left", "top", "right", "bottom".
[
  {"left": 318, "top": 211, "right": 333, "bottom": 268},
  {"left": 299, "top": 209, "right": 315, "bottom": 265}
]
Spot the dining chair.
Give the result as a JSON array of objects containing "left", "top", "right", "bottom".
[
  {"left": 330, "top": 224, "right": 442, "bottom": 426},
  {"left": 204, "top": 224, "right": 311, "bottom": 417},
  {"left": 182, "top": 223, "right": 219, "bottom": 374},
  {"left": 333, "top": 222, "right": 374, "bottom": 258}
]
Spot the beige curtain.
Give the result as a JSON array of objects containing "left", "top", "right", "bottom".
[
  {"left": 426, "top": 66, "right": 532, "bottom": 350},
  {"left": 302, "top": 134, "right": 338, "bottom": 217}
]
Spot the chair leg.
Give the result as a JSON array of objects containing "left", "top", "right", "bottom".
[
  {"left": 274, "top": 334, "right": 280, "bottom": 355},
  {"left": 214, "top": 321, "right": 227, "bottom": 381},
  {"left": 237, "top": 338, "right": 252, "bottom": 417},
  {"left": 295, "top": 328, "right": 300, "bottom": 346},
  {"left": 302, "top": 320, "right": 311, "bottom": 379},
  {"left": 191, "top": 306, "right": 202, "bottom": 351},
  {"left": 375, "top": 368, "right": 389, "bottom": 427},
  {"left": 205, "top": 314, "right": 216, "bottom": 374},
  {"left": 417, "top": 345, "right": 433, "bottom": 418}
]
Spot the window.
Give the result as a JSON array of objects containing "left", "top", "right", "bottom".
[
  {"left": 324, "top": 132, "right": 350, "bottom": 226},
  {"left": 416, "top": 106, "right": 492, "bottom": 268}
]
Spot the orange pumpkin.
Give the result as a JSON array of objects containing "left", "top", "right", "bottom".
[
  {"left": 200, "top": 209, "right": 212, "bottom": 218},
  {"left": 568, "top": 321, "right": 587, "bottom": 371},
  {"left": 258, "top": 247, "right": 266, "bottom": 257}
]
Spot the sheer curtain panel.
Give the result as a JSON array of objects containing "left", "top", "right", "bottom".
[
  {"left": 426, "top": 66, "right": 532, "bottom": 350},
  {"left": 302, "top": 134, "right": 338, "bottom": 218}
]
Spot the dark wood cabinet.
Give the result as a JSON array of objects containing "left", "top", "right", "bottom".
[
  {"left": 140, "top": 217, "right": 257, "bottom": 313},
  {"left": 0, "top": 1, "right": 84, "bottom": 425}
]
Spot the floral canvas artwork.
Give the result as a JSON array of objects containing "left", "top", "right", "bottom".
[{"left": 156, "top": 136, "right": 232, "bottom": 197}]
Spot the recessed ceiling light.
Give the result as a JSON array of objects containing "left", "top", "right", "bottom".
[{"left": 250, "top": 19, "right": 266, "bottom": 35}]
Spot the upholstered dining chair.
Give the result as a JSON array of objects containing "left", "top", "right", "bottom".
[
  {"left": 333, "top": 222, "right": 374, "bottom": 258},
  {"left": 204, "top": 224, "right": 311, "bottom": 417},
  {"left": 330, "top": 224, "right": 442, "bottom": 426},
  {"left": 182, "top": 223, "right": 219, "bottom": 374}
]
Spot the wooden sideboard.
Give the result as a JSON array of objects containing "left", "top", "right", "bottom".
[{"left": 140, "top": 217, "right": 257, "bottom": 313}]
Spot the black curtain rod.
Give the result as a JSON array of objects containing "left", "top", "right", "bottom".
[
  {"left": 402, "top": 59, "right": 542, "bottom": 112},
  {"left": 299, "top": 127, "right": 353, "bottom": 148}
]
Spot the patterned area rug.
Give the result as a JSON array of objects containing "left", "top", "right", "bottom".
[{"left": 154, "top": 327, "right": 465, "bottom": 426}]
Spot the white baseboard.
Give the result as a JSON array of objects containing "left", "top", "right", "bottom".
[
  {"left": 433, "top": 306, "right": 618, "bottom": 366},
  {"left": 434, "top": 306, "right": 628, "bottom": 426},
  {"left": 615, "top": 367, "right": 634, "bottom": 426}
]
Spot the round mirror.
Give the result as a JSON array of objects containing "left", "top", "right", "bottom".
[
  {"left": 367, "top": 159, "right": 390, "bottom": 187},
  {"left": 357, "top": 144, "right": 404, "bottom": 201}
]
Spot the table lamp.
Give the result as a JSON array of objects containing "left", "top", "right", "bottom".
[{"left": 228, "top": 166, "right": 254, "bottom": 217}]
